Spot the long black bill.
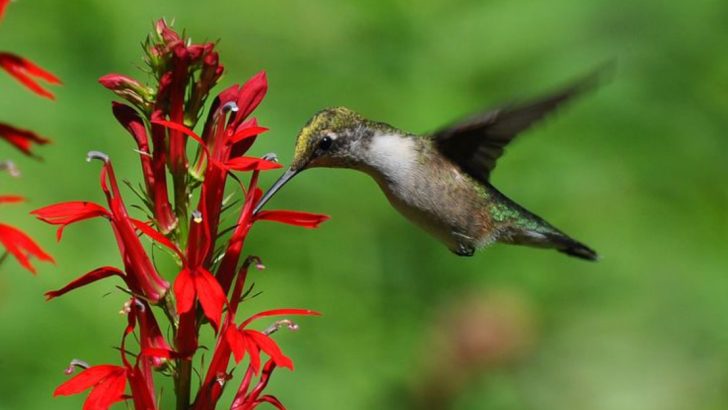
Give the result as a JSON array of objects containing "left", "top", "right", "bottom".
[{"left": 253, "top": 167, "right": 300, "bottom": 214}]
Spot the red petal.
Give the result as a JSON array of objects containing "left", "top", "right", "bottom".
[
  {"left": 185, "top": 195, "right": 211, "bottom": 268},
  {"left": 233, "top": 71, "right": 267, "bottom": 124},
  {"left": 12, "top": 54, "right": 61, "bottom": 84},
  {"left": 45, "top": 266, "right": 124, "bottom": 300},
  {"left": 83, "top": 370, "right": 127, "bottom": 410},
  {"left": 0, "top": 53, "right": 60, "bottom": 99},
  {"left": 240, "top": 308, "right": 321, "bottom": 328},
  {"left": 194, "top": 268, "right": 226, "bottom": 330},
  {"left": 140, "top": 347, "right": 181, "bottom": 359},
  {"left": 111, "top": 103, "right": 155, "bottom": 192},
  {"left": 31, "top": 201, "right": 109, "bottom": 241},
  {"left": 0, "top": 0, "right": 10, "bottom": 21},
  {"left": 229, "top": 126, "right": 268, "bottom": 144},
  {"left": 111, "top": 103, "right": 151, "bottom": 155},
  {"left": 245, "top": 335, "right": 262, "bottom": 375},
  {"left": 225, "top": 156, "right": 282, "bottom": 172},
  {"left": 0, "top": 122, "right": 50, "bottom": 156},
  {"left": 54, "top": 365, "right": 121, "bottom": 396},
  {"left": 0, "top": 223, "right": 54, "bottom": 273},
  {"left": 254, "top": 210, "right": 329, "bottom": 229},
  {"left": 0, "top": 195, "right": 23, "bottom": 204},
  {"left": 247, "top": 330, "right": 293, "bottom": 370},
  {"left": 225, "top": 325, "right": 247, "bottom": 363},
  {"left": 150, "top": 119, "right": 204, "bottom": 145},
  {"left": 130, "top": 218, "right": 183, "bottom": 259},
  {"left": 138, "top": 301, "right": 172, "bottom": 366},
  {"left": 230, "top": 118, "right": 259, "bottom": 157},
  {"left": 174, "top": 268, "right": 195, "bottom": 314},
  {"left": 256, "top": 395, "right": 287, "bottom": 410}
]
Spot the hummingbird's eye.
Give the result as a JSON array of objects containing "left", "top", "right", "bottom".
[{"left": 318, "top": 136, "right": 333, "bottom": 151}]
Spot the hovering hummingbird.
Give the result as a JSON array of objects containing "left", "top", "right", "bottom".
[{"left": 254, "top": 72, "right": 604, "bottom": 260}]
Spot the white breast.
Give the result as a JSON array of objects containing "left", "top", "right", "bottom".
[{"left": 364, "top": 133, "right": 418, "bottom": 183}]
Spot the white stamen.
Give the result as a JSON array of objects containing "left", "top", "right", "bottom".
[
  {"left": 86, "top": 151, "right": 110, "bottom": 163},
  {"left": 221, "top": 101, "right": 238, "bottom": 113},
  {"left": 133, "top": 149, "right": 152, "bottom": 158},
  {"left": 262, "top": 152, "right": 278, "bottom": 162}
]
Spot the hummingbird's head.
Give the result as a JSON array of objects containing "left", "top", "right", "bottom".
[
  {"left": 253, "top": 106, "right": 374, "bottom": 213},
  {"left": 289, "top": 106, "right": 366, "bottom": 170}
]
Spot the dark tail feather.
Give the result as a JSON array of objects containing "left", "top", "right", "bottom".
[{"left": 545, "top": 233, "right": 599, "bottom": 261}]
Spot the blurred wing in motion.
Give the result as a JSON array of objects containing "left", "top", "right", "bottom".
[{"left": 431, "top": 67, "right": 610, "bottom": 183}]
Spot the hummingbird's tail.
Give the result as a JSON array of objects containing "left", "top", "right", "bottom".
[
  {"left": 485, "top": 185, "right": 599, "bottom": 260},
  {"left": 502, "top": 224, "right": 599, "bottom": 261},
  {"left": 541, "top": 231, "right": 599, "bottom": 261},
  {"left": 501, "top": 224, "right": 599, "bottom": 261},
  {"left": 492, "top": 192, "right": 599, "bottom": 261}
]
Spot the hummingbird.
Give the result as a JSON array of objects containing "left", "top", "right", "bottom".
[{"left": 253, "top": 72, "right": 603, "bottom": 260}]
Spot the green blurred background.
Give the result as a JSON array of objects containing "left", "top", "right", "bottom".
[{"left": 1, "top": 0, "right": 727, "bottom": 408}]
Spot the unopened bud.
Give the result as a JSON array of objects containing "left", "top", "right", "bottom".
[{"left": 98, "top": 74, "right": 152, "bottom": 109}]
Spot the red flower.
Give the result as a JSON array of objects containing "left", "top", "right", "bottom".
[
  {"left": 0, "top": 53, "right": 61, "bottom": 100},
  {"left": 54, "top": 297, "right": 161, "bottom": 410},
  {"left": 33, "top": 155, "right": 170, "bottom": 302},
  {"left": 0, "top": 223, "right": 53, "bottom": 273},
  {"left": 0, "top": 195, "right": 23, "bottom": 204},
  {"left": 255, "top": 210, "right": 330, "bottom": 229},
  {"left": 54, "top": 365, "right": 128, "bottom": 410},
  {"left": 0, "top": 196, "right": 53, "bottom": 273},
  {"left": 0, "top": 123, "right": 50, "bottom": 157},
  {"left": 44, "top": 266, "right": 124, "bottom": 300},
  {"left": 225, "top": 309, "right": 320, "bottom": 374},
  {"left": 174, "top": 266, "right": 226, "bottom": 330}
]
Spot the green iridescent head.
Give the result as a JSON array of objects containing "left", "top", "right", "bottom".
[
  {"left": 253, "top": 106, "right": 367, "bottom": 214},
  {"left": 290, "top": 106, "right": 364, "bottom": 170}
]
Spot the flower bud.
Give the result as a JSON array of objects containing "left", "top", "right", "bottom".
[{"left": 98, "top": 74, "right": 152, "bottom": 112}]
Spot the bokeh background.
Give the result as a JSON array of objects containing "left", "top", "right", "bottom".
[{"left": 1, "top": 0, "right": 727, "bottom": 409}]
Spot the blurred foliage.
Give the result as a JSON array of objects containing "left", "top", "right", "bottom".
[{"left": 1, "top": 0, "right": 727, "bottom": 409}]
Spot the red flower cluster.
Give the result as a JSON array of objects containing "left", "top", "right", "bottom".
[
  {"left": 34, "top": 20, "right": 327, "bottom": 409},
  {"left": 0, "top": 0, "right": 58, "bottom": 273}
]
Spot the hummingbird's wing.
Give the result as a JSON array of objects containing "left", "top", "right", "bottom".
[{"left": 431, "top": 68, "right": 607, "bottom": 183}]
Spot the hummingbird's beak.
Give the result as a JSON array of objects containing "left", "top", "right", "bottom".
[{"left": 253, "top": 167, "right": 300, "bottom": 214}]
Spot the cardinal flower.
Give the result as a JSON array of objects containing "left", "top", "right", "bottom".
[
  {"left": 0, "top": 195, "right": 53, "bottom": 273},
  {"left": 54, "top": 297, "right": 160, "bottom": 410},
  {"left": 32, "top": 153, "right": 170, "bottom": 302},
  {"left": 46, "top": 19, "right": 327, "bottom": 410},
  {"left": 0, "top": 123, "right": 50, "bottom": 157},
  {"left": 54, "top": 364, "right": 129, "bottom": 410},
  {"left": 225, "top": 309, "right": 320, "bottom": 374},
  {"left": 0, "top": 52, "right": 61, "bottom": 99}
]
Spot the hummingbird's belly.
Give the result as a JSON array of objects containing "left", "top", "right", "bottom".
[{"left": 375, "top": 163, "right": 494, "bottom": 251}]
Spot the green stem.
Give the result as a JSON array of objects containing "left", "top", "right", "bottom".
[{"left": 175, "top": 358, "right": 193, "bottom": 410}]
